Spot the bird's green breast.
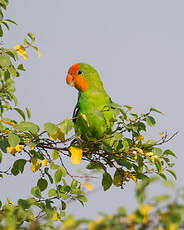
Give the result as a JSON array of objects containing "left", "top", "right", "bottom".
[{"left": 74, "top": 89, "right": 114, "bottom": 141}]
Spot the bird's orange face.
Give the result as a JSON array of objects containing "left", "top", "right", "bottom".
[{"left": 66, "top": 63, "right": 88, "bottom": 92}]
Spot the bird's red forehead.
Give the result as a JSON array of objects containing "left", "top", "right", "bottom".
[{"left": 68, "top": 63, "right": 80, "bottom": 74}]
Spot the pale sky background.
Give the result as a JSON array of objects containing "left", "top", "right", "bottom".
[{"left": 1, "top": 0, "right": 184, "bottom": 219}]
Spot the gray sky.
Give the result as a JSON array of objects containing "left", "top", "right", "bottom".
[{"left": 1, "top": 0, "right": 184, "bottom": 219}]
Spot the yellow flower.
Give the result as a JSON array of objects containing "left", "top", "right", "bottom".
[
  {"left": 15, "top": 145, "right": 24, "bottom": 152},
  {"left": 13, "top": 45, "right": 28, "bottom": 59},
  {"left": 7, "top": 146, "right": 17, "bottom": 155},
  {"left": 53, "top": 211, "right": 60, "bottom": 221},
  {"left": 146, "top": 152, "right": 153, "bottom": 157},
  {"left": 69, "top": 146, "right": 82, "bottom": 165},
  {"left": 7, "top": 197, "right": 13, "bottom": 205},
  {"left": 136, "top": 135, "right": 146, "bottom": 142},
  {"left": 81, "top": 182, "right": 93, "bottom": 191},
  {"left": 134, "top": 147, "right": 143, "bottom": 154},
  {"left": 88, "top": 217, "right": 104, "bottom": 230},
  {"left": 42, "top": 159, "right": 48, "bottom": 166},
  {"left": 139, "top": 204, "right": 153, "bottom": 224},
  {"left": 31, "top": 158, "right": 41, "bottom": 172},
  {"left": 126, "top": 213, "right": 136, "bottom": 223},
  {"left": 168, "top": 224, "right": 176, "bottom": 230},
  {"left": 124, "top": 172, "right": 137, "bottom": 183},
  {"left": 151, "top": 155, "right": 158, "bottom": 162}
]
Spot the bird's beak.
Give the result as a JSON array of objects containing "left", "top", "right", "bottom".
[{"left": 66, "top": 74, "right": 75, "bottom": 87}]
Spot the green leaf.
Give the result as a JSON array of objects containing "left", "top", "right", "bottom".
[
  {"left": 0, "top": 24, "right": 3, "bottom": 37},
  {"left": 52, "top": 150, "right": 59, "bottom": 160},
  {"left": 153, "top": 147, "right": 162, "bottom": 156},
  {"left": 37, "top": 178, "right": 48, "bottom": 191},
  {"left": 164, "top": 149, "right": 176, "bottom": 158},
  {"left": 124, "top": 105, "right": 133, "bottom": 110},
  {"left": 59, "top": 119, "right": 73, "bottom": 134},
  {"left": 150, "top": 107, "right": 163, "bottom": 114},
  {"left": 0, "top": 150, "right": 2, "bottom": 163},
  {"left": 50, "top": 161, "right": 59, "bottom": 170},
  {"left": 44, "top": 122, "right": 58, "bottom": 136},
  {"left": 0, "top": 138, "right": 9, "bottom": 152},
  {"left": 60, "top": 166, "right": 67, "bottom": 177},
  {"left": 48, "top": 188, "right": 57, "bottom": 197},
  {"left": 166, "top": 169, "right": 177, "bottom": 180},
  {"left": 155, "top": 159, "right": 163, "bottom": 173},
  {"left": 17, "top": 64, "right": 26, "bottom": 71},
  {"left": 27, "top": 32, "right": 35, "bottom": 42},
  {"left": 6, "top": 48, "right": 18, "bottom": 61},
  {"left": 5, "top": 19, "right": 17, "bottom": 25},
  {"left": 71, "top": 179, "right": 78, "bottom": 189},
  {"left": 14, "top": 121, "right": 39, "bottom": 134},
  {"left": 159, "top": 173, "right": 167, "bottom": 180},
  {"left": 122, "top": 139, "right": 129, "bottom": 151},
  {"left": 11, "top": 159, "right": 26, "bottom": 176},
  {"left": 146, "top": 116, "right": 156, "bottom": 126},
  {"left": 8, "top": 133, "right": 20, "bottom": 147},
  {"left": 113, "top": 170, "right": 123, "bottom": 187},
  {"left": 54, "top": 168, "right": 63, "bottom": 183},
  {"left": 14, "top": 108, "right": 26, "bottom": 120},
  {"left": 2, "top": 21, "right": 9, "bottom": 30},
  {"left": 86, "top": 161, "right": 106, "bottom": 170},
  {"left": 162, "top": 180, "right": 175, "bottom": 189},
  {"left": 18, "top": 199, "right": 31, "bottom": 209},
  {"left": 44, "top": 167, "right": 53, "bottom": 184},
  {"left": 116, "top": 159, "right": 132, "bottom": 170},
  {"left": 144, "top": 139, "right": 157, "bottom": 147},
  {"left": 0, "top": 122, "right": 4, "bottom": 131},
  {"left": 54, "top": 166, "right": 67, "bottom": 183},
  {"left": 0, "top": 54, "right": 10, "bottom": 67},
  {"left": 26, "top": 107, "right": 31, "bottom": 119},
  {"left": 31, "top": 186, "right": 42, "bottom": 199},
  {"left": 102, "top": 172, "right": 112, "bottom": 191},
  {"left": 77, "top": 195, "right": 87, "bottom": 206},
  {"left": 154, "top": 195, "right": 170, "bottom": 202},
  {"left": 61, "top": 201, "right": 66, "bottom": 210}
]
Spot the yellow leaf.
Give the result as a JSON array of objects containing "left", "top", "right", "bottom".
[
  {"left": 81, "top": 113, "right": 90, "bottom": 127},
  {"left": 1, "top": 119, "right": 15, "bottom": 126},
  {"left": 37, "top": 49, "right": 41, "bottom": 58},
  {"left": 42, "top": 159, "right": 48, "bottom": 166},
  {"left": 31, "top": 158, "right": 41, "bottom": 172},
  {"left": 69, "top": 146, "right": 82, "bottom": 165},
  {"left": 7, "top": 146, "right": 16, "bottom": 155},
  {"left": 53, "top": 211, "right": 60, "bottom": 221},
  {"left": 6, "top": 197, "right": 13, "bottom": 205},
  {"left": 13, "top": 45, "right": 28, "bottom": 59},
  {"left": 81, "top": 182, "right": 93, "bottom": 191},
  {"left": 15, "top": 145, "right": 24, "bottom": 152}
]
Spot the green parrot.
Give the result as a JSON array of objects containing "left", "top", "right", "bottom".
[{"left": 66, "top": 63, "right": 115, "bottom": 142}]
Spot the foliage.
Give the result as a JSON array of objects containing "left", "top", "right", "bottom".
[
  {"left": 63, "top": 178, "right": 184, "bottom": 230},
  {"left": 0, "top": 1, "right": 179, "bottom": 229}
]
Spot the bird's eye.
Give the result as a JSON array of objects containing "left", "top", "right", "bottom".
[{"left": 78, "top": 70, "right": 83, "bottom": 75}]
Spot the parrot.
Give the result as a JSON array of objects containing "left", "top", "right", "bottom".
[{"left": 66, "top": 63, "right": 115, "bottom": 142}]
